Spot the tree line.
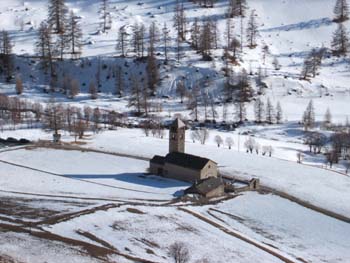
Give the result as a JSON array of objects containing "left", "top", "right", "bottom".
[
  {"left": 0, "top": 93, "right": 129, "bottom": 140},
  {"left": 300, "top": 99, "right": 350, "bottom": 172}
]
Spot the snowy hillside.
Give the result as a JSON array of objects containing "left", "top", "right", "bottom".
[
  {"left": 0, "top": 146, "right": 349, "bottom": 263},
  {"left": 0, "top": 0, "right": 350, "bottom": 262},
  {"left": 0, "top": 0, "right": 348, "bottom": 122}
]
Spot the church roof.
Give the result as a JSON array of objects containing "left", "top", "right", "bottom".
[
  {"left": 171, "top": 118, "right": 186, "bottom": 129},
  {"left": 165, "top": 152, "right": 214, "bottom": 170},
  {"left": 150, "top": 155, "right": 165, "bottom": 165}
]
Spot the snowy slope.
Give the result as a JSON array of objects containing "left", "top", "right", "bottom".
[
  {"left": 0, "top": 0, "right": 348, "bottom": 124},
  {"left": 82, "top": 128, "right": 350, "bottom": 218},
  {"left": 0, "top": 148, "right": 187, "bottom": 201},
  {"left": 1, "top": 127, "right": 349, "bottom": 217},
  {"left": 192, "top": 192, "right": 350, "bottom": 263},
  {"left": 45, "top": 205, "right": 286, "bottom": 263},
  {"left": 0, "top": 145, "right": 348, "bottom": 262},
  {"left": 0, "top": 1, "right": 349, "bottom": 262},
  {"left": 0, "top": 148, "right": 189, "bottom": 197}
]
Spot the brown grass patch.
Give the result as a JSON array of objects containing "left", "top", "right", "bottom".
[
  {"left": 126, "top": 208, "right": 145, "bottom": 214},
  {"left": 69, "top": 141, "right": 87, "bottom": 145}
]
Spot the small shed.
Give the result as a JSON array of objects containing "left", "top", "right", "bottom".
[{"left": 185, "top": 177, "right": 225, "bottom": 198}]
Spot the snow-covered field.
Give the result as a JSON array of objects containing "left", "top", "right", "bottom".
[
  {"left": 0, "top": 231, "right": 103, "bottom": 263},
  {"left": 0, "top": 0, "right": 349, "bottom": 261},
  {"left": 0, "top": 146, "right": 348, "bottom": 262},
  {"left": 1, "top": 126, "right": 350, "bottom": 218},
  {"left": 0, "top": 0, "right": 348, "bottom": 179},
  {"left": 192, "top": 192, "right": 350, "bottom": 263},
  {"left": 0, "top": 148, "right": 189, "bottom": 201},
  {"left": 46, "top": 205, "right": 287, "bottom": 263},
  {"left": 0, "top": 0, "right": 349, "bottom": 177},
  {"left": 76, "top": 128, "right": 350, "bottom": 218}
]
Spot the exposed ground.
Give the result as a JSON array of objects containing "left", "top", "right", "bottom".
[
  {"left": 0, "top": 145, "right": 348, "bottom": 262},
  {"left": 0, "top": 0, "right": 349, "bottom": 261}
]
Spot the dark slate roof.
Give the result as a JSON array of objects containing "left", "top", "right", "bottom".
[
  {"left": 150, "top": 155, "right": 165, "bottom": 165},
  {"left": 165, "top": 152, "right": 213, "bottom": 170},
  {"left": 185, "top": 177, "right": 224, "bottom": 195}
]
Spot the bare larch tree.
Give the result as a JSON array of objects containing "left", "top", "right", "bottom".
[
  {"left": 67, "top": 11, "right": 83, "bottom": 59},
  {"left": 332, "top": 23, "right": 349, "bottom": 55},
  {"left": 246, "top": 10, "right": 259, "bottom": 48},
  {"left": 0, "top": 30, "right": 14, "bottom": 81},
  {"left": 100, "top": 0, "right": 111, "bottom": 32},
  {"left": 48, "top": 0, "right": 67, "bottom": 34},
  {"left": 334, "top": 0, "right": 349, "bottom": 22}
]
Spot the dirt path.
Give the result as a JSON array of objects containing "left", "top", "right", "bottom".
[
  {"left": 0, "top": 254, "right": 23, "bottom": 263},
  {"left": 221, "top": 173, "right": 350, "bottom": 224},
  {"left": 0, "top": 219, "right": 158, "bottom": 263},
  {"left": 179, "top": 207, "right": 301, "bottom": 263},
  {"left": 0, "top": 144, "right": 347, "bottom": 262},
  {"left": 0, "top": 189, "right": 125, "bottom": 202},
  {"left": 259, "top": 186, "right": 350, "bottom": 224},
  {"left": 18, "top": 143, "right": 350, "bottom": 223},
  {"left": 34, "top": 203, "right": 120, "bottom": 226},
  {"left": 0, "top": 189, "right": 174, "bottom": 206},
  {"left": 29, "top": 142, "right": 150, "bottom": 161},
  {"left": 0, "top": 193, "right": 174, "bottom": 262},
  {"left": 0, "top": 222, "right": 114, "bottom": 262}
]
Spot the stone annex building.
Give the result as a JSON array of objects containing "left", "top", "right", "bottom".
[{"left": 150, "top": 119, "right": 218, "bottom": 183}]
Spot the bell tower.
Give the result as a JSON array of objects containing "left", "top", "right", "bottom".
[{"left": 169, "top": 118, "right": 185, "bottom": 153}]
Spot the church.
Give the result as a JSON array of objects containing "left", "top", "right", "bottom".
[{"left": 149, "top": 119, "right": 218, "bottom": 183}]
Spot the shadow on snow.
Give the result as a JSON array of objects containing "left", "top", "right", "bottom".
[{"left": 65, "top": 172, "right": 190, "bottom": 189}]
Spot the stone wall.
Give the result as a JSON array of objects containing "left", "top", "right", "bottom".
[
  {"left": 200, "top": 161, "right": 218, "bottom": 179},
  {"left": 149, "top": 163, "right": 164, "bottom": 175},
  {"left": 163, "top": 163, "right": 201, "bottom": 182},
  {"left": 205, "top": 184, "right": 225, "bottom": 198}
]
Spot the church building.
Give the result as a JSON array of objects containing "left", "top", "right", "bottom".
[{"left": 150, "top": 119, "right": 218, "bottom": 183}]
